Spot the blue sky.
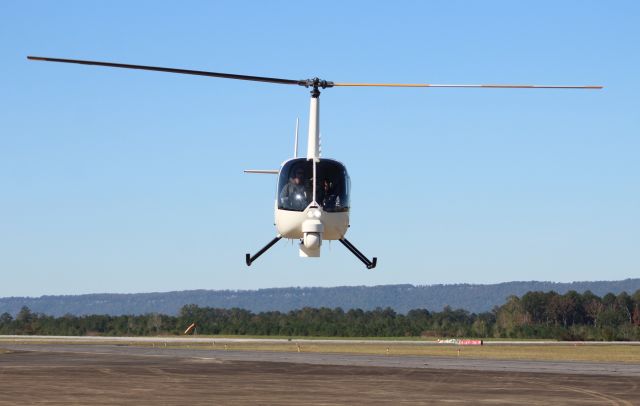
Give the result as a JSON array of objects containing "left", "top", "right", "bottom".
[{"left": 1, "top": 1, "right": 638, "bottom": 297}]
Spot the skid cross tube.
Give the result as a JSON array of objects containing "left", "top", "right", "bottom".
[
  {"left": 246, "top": 236, "right": 282, "bottom": 266},
  {"left": 338, "top": 238, "right": 377, "bottom": 269}
]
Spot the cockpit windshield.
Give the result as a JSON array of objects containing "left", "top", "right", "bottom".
[{"left": 277, "top": 158, "right": 350, "bottom": 212}]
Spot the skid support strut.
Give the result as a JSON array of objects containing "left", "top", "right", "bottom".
[
  {"left": 246, "top": 235, "right": 282, "bottom": 266},
  {"left": 338, "top": 238, "right": 377, "bottom": 269}
]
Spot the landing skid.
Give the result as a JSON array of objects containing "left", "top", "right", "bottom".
[
  {"left": 246, "top": 235, "right": 282, "bottom": 266},
  {"left": 339, "top": 238, "right": 377, "bottom": 269},
  {"left": 246, "top": 235, "right": 377, "bottom": 269}
]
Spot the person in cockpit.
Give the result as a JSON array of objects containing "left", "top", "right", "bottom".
[
  {"left": 280, "top": 168, "right": 308, "bottom": 210},
  {"left": 320, "top": 178, "right": 340, "bottom": 211}
]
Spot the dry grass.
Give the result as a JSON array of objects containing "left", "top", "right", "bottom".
[
  {"left": 147, "top": 341, "right": 640, "bottom": 363},
  {"left": 2, "top": 338, "right": 639, "bottom": 363}
]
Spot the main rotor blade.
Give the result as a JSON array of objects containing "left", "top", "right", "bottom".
[
  {"left": 27, "top": 56, "right": 303, "bottom": 86},
  {"left": 27, "top": 57, "right": 603, "bottom": 90},
  {"left": 333, "top": 83, "right": 603, "bottom": 89}
]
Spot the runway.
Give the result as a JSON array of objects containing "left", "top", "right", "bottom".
[
  {"left": 1, "top": 343, "right": 638, "bottom": 405},
  {"left": 3, "top": 342, "right": 640, "bottom": 377}
]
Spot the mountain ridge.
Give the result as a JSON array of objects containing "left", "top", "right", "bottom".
[{"left": 2, "top": 279, "right": 639, "bottom": 317}]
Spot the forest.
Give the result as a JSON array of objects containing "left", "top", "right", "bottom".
[{"left": 2, "top": 290, "right": 639, "bottom": 341}]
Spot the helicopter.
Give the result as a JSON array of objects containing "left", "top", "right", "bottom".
[{"left": 27, "top": 56, "right": 602, "bottom": 269}]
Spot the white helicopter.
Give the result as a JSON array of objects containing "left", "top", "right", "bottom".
[{"left": 27, "top": 56, "right": 602, "bottom": 269}]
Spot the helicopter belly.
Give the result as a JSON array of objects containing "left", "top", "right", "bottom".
[{"left": 275, "top": 208, "right": 349, "bottom": 240}]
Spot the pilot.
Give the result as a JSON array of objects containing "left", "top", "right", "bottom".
[
  {"left": 280, "top": 168, "right": 308, "bottom": 210},
  {"left": 321, "top": 178, "right": 340, "bottom": 211}
]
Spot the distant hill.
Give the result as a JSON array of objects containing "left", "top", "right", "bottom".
[{"left": 1, "top": 279, "right": 639, "bottom": 317}]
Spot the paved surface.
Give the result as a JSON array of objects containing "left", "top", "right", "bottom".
[
  {"left": 1, "top": 345, "right": 639, "bottom": 405},
  {"left": 0, "top": 345, "right": 640, "bottom": 406},
  {"left": 3, "top": 343, "right": 640, "bottom": 377}
]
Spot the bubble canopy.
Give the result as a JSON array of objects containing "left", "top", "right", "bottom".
[{"left": 277, "top": 158, "right": 350, "bottom": 212}]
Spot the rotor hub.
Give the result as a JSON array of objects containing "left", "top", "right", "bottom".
[{"left": 299, "top": 77, "right": 334, "bottom": 97}]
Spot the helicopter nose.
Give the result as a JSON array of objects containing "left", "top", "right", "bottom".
[{"left": 306, "top": 208, "right": 322, "bottom": 219}]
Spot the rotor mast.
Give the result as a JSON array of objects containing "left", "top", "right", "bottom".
[
  {"left": 302, "top": 78, "right": 333, "bottom": 207},
  {"left": 303, "top": 78, "right": 332, "bottom": 161},
  {"left": 307, "top": 89, "right": 320, "bottom": 161}
]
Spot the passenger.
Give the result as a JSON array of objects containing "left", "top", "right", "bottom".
[
  {"left": 280, "top": 168, "right": 308, "bottom": 210},
  {"left": 321, "top": 178, "right": 340, "bottom": 211}
]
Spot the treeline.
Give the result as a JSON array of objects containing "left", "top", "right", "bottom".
[
  {"left": 4, "top": 280, "right": 640, "bottom": 316},
  {"left": 496, "top": 290, "right": 640, "bottom": 340},
  {"left": 1, "top": 290, "right": 639, "bottom": 340}
]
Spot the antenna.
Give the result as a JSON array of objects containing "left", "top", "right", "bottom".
[{"left": 294, "top": 117, "right": 299, "bottom": 158}]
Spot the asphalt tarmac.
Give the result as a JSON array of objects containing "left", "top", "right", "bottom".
[{"left": 1, "top": 343, "right": 639, "bottom": 405}]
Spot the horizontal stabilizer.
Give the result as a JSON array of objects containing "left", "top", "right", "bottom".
[{"left": 244, "top": 169, "right": 279, "bottom": 174}]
